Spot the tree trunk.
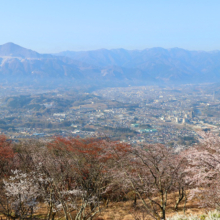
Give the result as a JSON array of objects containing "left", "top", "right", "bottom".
[
  {"left": 51, "top": 212, "right": 56, "bottom": 220},
  {"left": 133, "top": 194, "right": 137, "bottom": 207},
  {"left": 183, "top": 194, "right": 187, "bottom": 214},
  {"left": 161, "top": 208, "right": 166, "bottom": 220},
  {"left": 175, "top": 187, "right": 184, "bottom": 211},
  {"left": 46, "top": 203, "right": 53, "bottom": 220}
]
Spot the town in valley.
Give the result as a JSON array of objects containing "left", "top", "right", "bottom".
[{"left": 0, "top": 84, "right": 219, "bottom": 148}]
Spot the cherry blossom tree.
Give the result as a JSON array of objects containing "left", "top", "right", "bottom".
[
  {"left": 185, "top": 132, "right": 220, "bottom": 210},
  {"left": 0, "top": 170, "right": 39, "bottom": 219},
  {"left": 122, "top": 144, "right": 186, "bottom": 220}
]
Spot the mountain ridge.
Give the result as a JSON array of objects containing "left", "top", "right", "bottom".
[{"left": 0, "top": 42, "right": 220, "bottom": 85}]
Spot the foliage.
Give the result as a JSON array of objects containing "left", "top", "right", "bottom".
[
  {"left": 185, "top": 132, "right": 220, "bottom": 209},
  {"left": 0, "top": 170, "right": 39, "bottom": 219},
  {"left": 2, "top": 133, "right": 220, "bottom": 220},
  {"left": 7, "top": 137, "right": 130, "bottom": 220},
  {"left": 0, "top": 135, "right": 15, "bottom": 177}
]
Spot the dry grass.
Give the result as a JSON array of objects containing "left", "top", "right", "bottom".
[
  {"left": 93, "top": 194, "right": 211, "bottom": 220},
  {"left": 0, "top": 194, "right": 210, "bottom": 220}
]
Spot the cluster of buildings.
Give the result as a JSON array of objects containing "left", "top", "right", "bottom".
[{"left": 0, "top": 85, "right": 219, "bottom": 148}]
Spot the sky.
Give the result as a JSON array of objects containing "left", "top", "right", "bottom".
[{"left": 1, "top": 0, "right": 220, "bottom": 53}]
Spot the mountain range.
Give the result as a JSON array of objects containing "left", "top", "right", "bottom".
[{"left": 1, "top": 42, "right": 220, "bottom": 86}]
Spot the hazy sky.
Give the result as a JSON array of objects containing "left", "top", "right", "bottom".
[{"left": 1, "top": 0, "right": 220, "bottom": 53}]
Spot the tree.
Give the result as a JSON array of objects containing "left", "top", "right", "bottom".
[
  {"left": 14, "top": 139, "right": 71, "bottom": 220},
  {"left": 0, "top": 170, "right": 39, "bottom": 219},
  {"left": 47, "top": 137, "right": 130, "bottom": 220},
  {"left": 0, "top": 135, "right": 15, "bottom": 177},
  {"left": 0, "top": 135, "right": 17, "bottom": 218},
  {"left": 13, "top": 137, "right": 130, "bottom": 220},
  {"left": 122, "top": 144, "right": 185, "bottom": 220},
  {"left": 186, "top": 132, "right": 220, "bottom": 210}
]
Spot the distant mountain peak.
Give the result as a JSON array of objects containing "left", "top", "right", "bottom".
[
  {"left": 3, "top": 42, "right": 17, "bottom": 46},
  {"left": 0, "top": 42, "right": 39, "bottom": 58},
  {"left": 3, "top": 42, "right": 18, "bottom": 46},
  {"left": 0, "top": 42, "right": 52, "bottom": 59},
  {"left": 1, "top": 42, "right": 30, "bottom": 51}
]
